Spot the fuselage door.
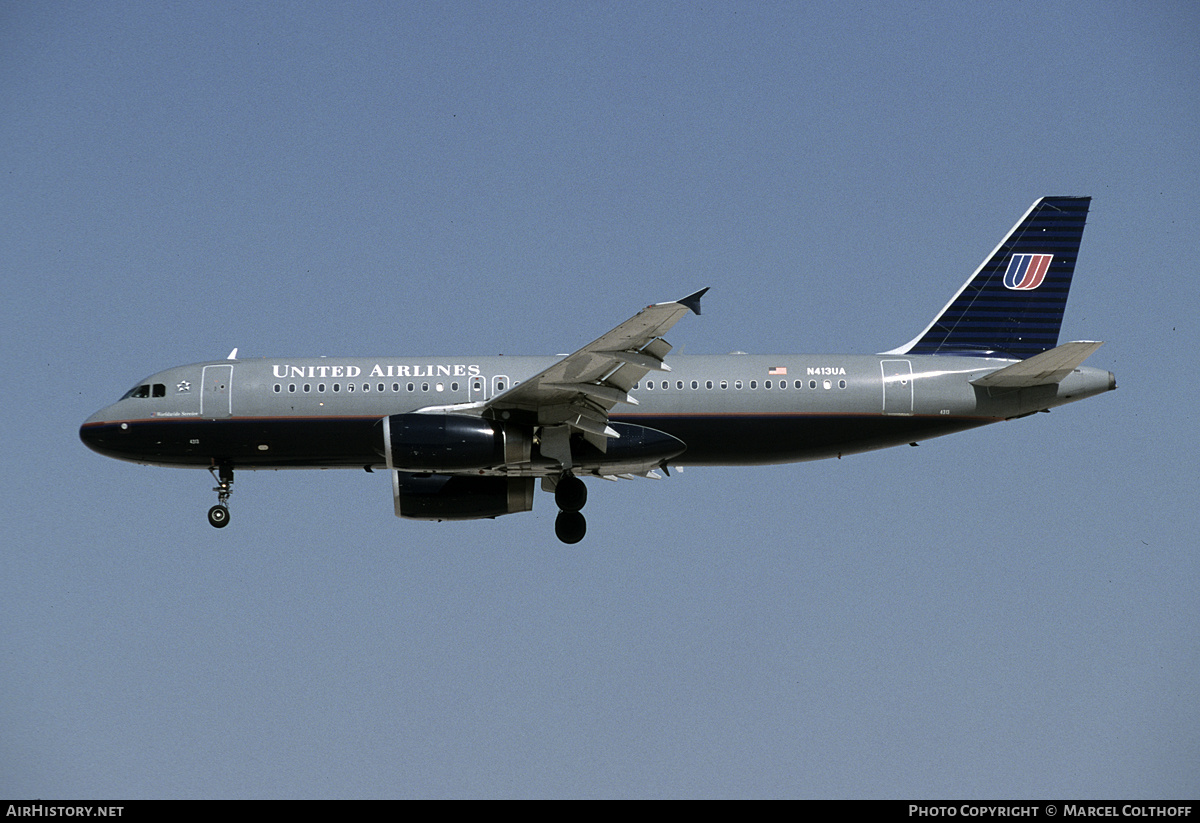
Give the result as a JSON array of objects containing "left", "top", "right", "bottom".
[
  {"left": 201, "top": 364, "right": 233, "bottom": 419},
  {"left": 881, "top": 359, "right": 913, "bottom": 415}
]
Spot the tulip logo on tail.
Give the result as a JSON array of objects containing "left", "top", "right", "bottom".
[{"left": 1003, "top": 253, "right": 1053, "bottom": 290}]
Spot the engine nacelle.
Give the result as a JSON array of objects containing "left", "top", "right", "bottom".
[
  {"left": 393, "top": 473, "right": 535, "bottom": 520},
  {"left": 375, "top": 413, "right": 530, "bottom": 471}
]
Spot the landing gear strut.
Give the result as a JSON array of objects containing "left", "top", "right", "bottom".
[
  {"left": 207, "top": 464, "right": 233, "bottom": 528},
  {"left": 553, "top": 474, "right": 587, "bottom": 544}
]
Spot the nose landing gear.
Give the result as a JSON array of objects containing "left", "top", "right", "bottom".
[
  {"left": 553, "top": 474, "right": 587, "bottom": 544},
  {"left": 207, "top": 465, "right": 234, "bottom": 528}
]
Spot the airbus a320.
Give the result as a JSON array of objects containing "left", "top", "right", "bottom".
[{"left": 81, "top": 196, "right": 1115, "bottom": 543}]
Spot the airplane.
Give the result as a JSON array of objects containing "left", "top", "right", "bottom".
[{"left": 80, "top": 196, "right": 1115, "bottom": 543}]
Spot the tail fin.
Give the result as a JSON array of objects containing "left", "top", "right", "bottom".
[{"left": 889, "top": 196, "right": 1091, "bottom": 359}]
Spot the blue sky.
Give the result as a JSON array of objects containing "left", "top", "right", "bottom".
[{"left": 2, "top": 1, "right": 1197, "bottom": 798}]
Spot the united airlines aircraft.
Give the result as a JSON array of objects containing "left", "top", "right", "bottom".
[{"left": 81, "top": 197, "right": 1115, "bottom": 542}]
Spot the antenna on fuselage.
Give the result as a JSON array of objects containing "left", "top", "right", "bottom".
[{"left": 226, "top": 348, "right": 239, "bottom": 360}]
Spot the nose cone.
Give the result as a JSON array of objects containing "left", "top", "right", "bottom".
[
  {"left": 80, "top": 407, "right": 123, "bottom": 457},
  {"left": 80, "top": 415, "right": 105, "bottom": 454}
]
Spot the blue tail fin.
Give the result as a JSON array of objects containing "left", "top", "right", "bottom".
[{"left": 891, "top": 196, "right": 1091, "bottom": 359}]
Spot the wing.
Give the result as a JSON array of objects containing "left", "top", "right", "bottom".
[{"left": 484, "top": 288, "right": 708, "bottom": 451}]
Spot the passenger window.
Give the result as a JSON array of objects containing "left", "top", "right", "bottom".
[
  {"left": 735, "top": 380, "right": 743, "bottom": 390},
  {"left": 273, "top": 384, "right": 281, "bottom": 393},
  {"left": 795, "top": 380, "right": 802, "bottom": 389},
  {"left": 765, "top": 380, "right": 772, "bottom": 389},
  {"left": 691, "top": 380, "right": 698, "bottom": 390},
  {"left": 809, "top": 380, "right": 817, "bottom": 389}
]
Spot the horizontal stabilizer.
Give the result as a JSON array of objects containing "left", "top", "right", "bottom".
[{"left": 970, "top": 341, "right": 1103, "bottom": 388}]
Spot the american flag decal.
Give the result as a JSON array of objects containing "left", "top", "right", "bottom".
[
  {"left": 1003, "top": 253, "right": 1053, "bottom": 291},
  {"left": 768, "top": 366, "right": 787, "bottom": 375}
]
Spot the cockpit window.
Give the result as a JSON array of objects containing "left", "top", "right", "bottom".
[{"left": 121, "top": 383, "right": 166, "bottom": 400}]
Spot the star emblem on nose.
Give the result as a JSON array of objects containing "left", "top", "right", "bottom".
[{"left": 177, "top": 381, "right": 191, "bottom": 393}]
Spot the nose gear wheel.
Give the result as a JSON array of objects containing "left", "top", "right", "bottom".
[{"left": 207, "top": 465, "right": 234, "bottom": 528}]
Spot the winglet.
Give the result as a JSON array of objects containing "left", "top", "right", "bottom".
[{"left": 674, "top": 287, "right": 709, "bottom": 316}]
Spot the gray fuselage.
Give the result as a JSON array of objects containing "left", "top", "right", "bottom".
[{"left": 80, "top": 353, "right": 1116, "bottom": 471}]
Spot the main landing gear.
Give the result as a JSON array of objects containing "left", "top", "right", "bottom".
[
  {"left": 207, "top": 465, "right": 233, "bottom": 528},
  {"left": 553, "top": 474, "right": 587, "bottom": 544}
]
